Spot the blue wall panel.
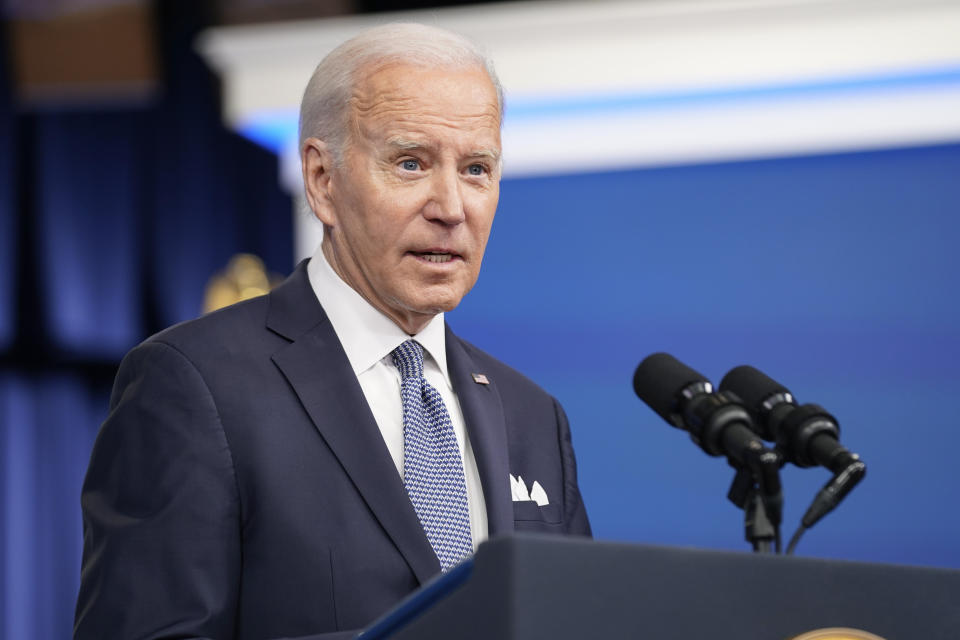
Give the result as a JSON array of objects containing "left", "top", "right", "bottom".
[{"left": 450, "top": 142, "right": 960, "bottom": 567}]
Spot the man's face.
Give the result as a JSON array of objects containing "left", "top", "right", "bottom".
[{"left": 303, "top": 63, "right": 502, "bottom": 334}]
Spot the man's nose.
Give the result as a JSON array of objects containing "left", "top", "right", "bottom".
[{"left": 424, "top": 168, "right": 465, "bottom": 225}]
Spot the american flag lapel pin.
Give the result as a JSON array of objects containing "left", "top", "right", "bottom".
[{"left": 471, "top": 373, "right": 490, "bottom": 385}]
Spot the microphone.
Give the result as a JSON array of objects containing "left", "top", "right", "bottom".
[
  {"left": 634, "top": 353, "right": 783, "bottom": 548},
  {"left": 719, "top": 365, "right": 866, "bottom": 549},
  {"left": 719, "top": 365, "right": 862, "bottom": 474},
  {"left": 633, "top": 353, "right": 770, "bottom": 466}
]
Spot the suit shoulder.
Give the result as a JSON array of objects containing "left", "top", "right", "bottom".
[{"left": 143, "top": 294, "right": 273, "bottom": 359}]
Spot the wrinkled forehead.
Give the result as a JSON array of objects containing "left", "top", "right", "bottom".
[{"left": 349, "top": 60, "right": 502, "bottom": 128}]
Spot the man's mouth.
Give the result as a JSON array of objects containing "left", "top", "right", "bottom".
[{"left": 411, "top": 251, "right": 457, "bottom": 264}]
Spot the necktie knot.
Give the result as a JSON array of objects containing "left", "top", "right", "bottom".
[{"left": 391, "top": 340, "right": 425, "bottom": 380}]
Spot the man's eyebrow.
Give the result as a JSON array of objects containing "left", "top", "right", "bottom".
[
  {"left": 384, "top": 137, "right": 501, "bottom": 164},
  {"left": 467, "top": 148, "right": 502, "bottom": 163},
  {"left": 385, "top": 137, "right": 429, "bottom": 152}
]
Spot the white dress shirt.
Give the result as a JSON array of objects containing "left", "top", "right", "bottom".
[{"left": 306, "top": 246, "right": 488, "bottom": 550}]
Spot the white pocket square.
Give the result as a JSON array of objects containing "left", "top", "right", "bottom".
[{"left": 510, "top": 474, "right": 549, "bottom": 506}]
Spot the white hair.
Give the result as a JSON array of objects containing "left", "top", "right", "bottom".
[{"left": 298, "top": 23, "right": 504, "bottom": 163}]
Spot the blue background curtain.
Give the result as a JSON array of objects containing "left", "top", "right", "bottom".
[{"left": 0, "top": 4, "right": 292, "bottom": 638}]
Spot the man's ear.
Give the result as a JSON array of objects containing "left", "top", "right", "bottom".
[{"left": 301, "top": 137, "right": 338, "bottom": 226}]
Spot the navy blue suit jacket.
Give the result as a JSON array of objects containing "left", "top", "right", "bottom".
[{"left": 75, "top": 261, "right": 591, "bottom": 639}]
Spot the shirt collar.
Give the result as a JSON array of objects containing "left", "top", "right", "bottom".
[{"left": 306, "top": 243, "right": 449, "bottom": 380}]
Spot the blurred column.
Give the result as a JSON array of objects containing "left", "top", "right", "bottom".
[
  {"left": 0, "top": 26, "right": 17, "bottom": 350},
  {"left": 1, "top": 373, "right": 104, "bottom": 640}
]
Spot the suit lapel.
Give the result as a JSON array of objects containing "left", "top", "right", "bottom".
[
  {"left": 266, "top": 264, "right": 440, "bottom": 584},
  {"left": 445, "top": 328, "right": 513, "bottom": 537}
]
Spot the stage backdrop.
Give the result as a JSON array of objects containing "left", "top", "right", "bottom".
[{"left": 446, "top": 141, "right": 960, "bottom": 568}]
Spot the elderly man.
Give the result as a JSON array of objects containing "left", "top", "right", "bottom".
[{"left": 75, "top": 23, "right": 590, "bottom": 640}]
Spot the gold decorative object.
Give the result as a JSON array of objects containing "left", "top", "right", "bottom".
[
  {"left": 790, "top": 628, "right": 887, "bottom": 640},
  {"left": 203, "top": 253, "right": 281, "bottom": 314}
]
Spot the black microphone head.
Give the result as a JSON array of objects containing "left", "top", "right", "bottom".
[
  {"left": 719, "top": 365, "right": 791, "bottom": 413},
  {"left": 633, "top": 352, "right": 711, "bottom": 423}
]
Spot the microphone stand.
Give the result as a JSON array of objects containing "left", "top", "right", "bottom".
[{"left": 727, "top": 448, "right": 784, "bottom": 553}]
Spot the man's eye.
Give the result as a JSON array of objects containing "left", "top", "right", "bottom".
[
  {"left": 466, "top": 164, "right": 487, "bottom": 176},
  {"left": 400, "top": 159, "right": 420, "bottom": 171}
]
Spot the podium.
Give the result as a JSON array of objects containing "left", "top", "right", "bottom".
[{"left": 360, "top": 534, "right": 960, "bottom": 639}]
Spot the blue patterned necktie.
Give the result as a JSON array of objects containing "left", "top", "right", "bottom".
[{"left": 392, "top": 339, "right": 473, "bottom": 571}]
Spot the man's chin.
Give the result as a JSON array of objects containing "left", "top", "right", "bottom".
[
  {"left": 404, "top": 279, "right": 472, "bottom": 310},
  {"left": 410, "top": 297, "right": 462, "bottom": 316},
  {"left": 398, "top": 291, "right": 467, "bottom": 319}
]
